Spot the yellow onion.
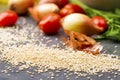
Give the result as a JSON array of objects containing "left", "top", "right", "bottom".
[{"left": 8, "top": 0, "right": 34, "bottom": 15}]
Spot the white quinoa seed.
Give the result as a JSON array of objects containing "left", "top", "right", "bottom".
[
  {"left": 7, "top": 74, "right": 11, "bottom": 76},
  {"left": 0, "top": 21, "right": 120, "bottom": 76},
  {"left": 113, "top": 75, "right": 117, "bottom": 78}
]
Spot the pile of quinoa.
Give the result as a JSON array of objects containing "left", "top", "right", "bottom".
[{"left": 0, "top": 18, "right": 120, "bottom": 75}]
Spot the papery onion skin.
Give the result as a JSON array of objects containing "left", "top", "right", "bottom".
[
  {"left": 29, "top": 3, "right": 60, "bottom": 21},
  {"left": 61, "top": 13, "right": 103, "bottom": 36},
  {"left": 8, "top": 0, "right": 34, "bottom": 15}
]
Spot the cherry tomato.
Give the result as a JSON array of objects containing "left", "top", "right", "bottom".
[
  {"left": 60, "top": 4, "right": 86, "bottom": 17},
  {"left": 0, "top": 10, "right": 18, "bottom": 27},
  {"left": 92, "top": 16, "right": 108, "bottom": 32},
  {"left": 38, "top": 13, "right": 61, "bottom": 35},
  {"left": 39, "top": 0, "right": 69, "bottom": 9},
  {"left": 58, "top": 0, "right": 69, "bottom": 8}
]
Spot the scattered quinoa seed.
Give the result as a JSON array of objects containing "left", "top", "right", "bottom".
[{"left": 0, "top": 21, "right": 119, "bottom": 78}]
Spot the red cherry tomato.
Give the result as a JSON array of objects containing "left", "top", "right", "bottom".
[
  {"left": 60, "top": 4, "right": 86, "bottom": 17},
  {"left": 39, "top": 0, "right": 69, "bottom": 9},
  {"left": 58, "top": 0, "right": 69, "bottom": 8},
  {"left": 92, "top": 16, "right": 108, "bottom": 32},
  {"left": 38, "top": 13, "right": 61, "bottom": 35},
  {"left": 0, "top": 10, "right": 18, "bottom": 27}
]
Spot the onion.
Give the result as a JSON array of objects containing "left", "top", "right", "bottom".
[
  {"left": 8, "top": 0, "right": 34, "bottom": 15},
  {"left": 29, "top": 3, "right": 60, "bottom": 21},
  {"left": 61, "top": 13, "right": 103, "bottom": 36}
]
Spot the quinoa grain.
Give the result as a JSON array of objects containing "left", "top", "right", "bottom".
[{"left": 0, "top": 22, "right": 119, "bottom": 76}]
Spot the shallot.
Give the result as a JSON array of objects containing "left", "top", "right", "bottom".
[
  {"left": 8, "top": 0, "right": 34, "bottom": 15},
  {"left": 29, "top": 3, "right": 60, "bottom": 21},
  {"left": 61, "top": 13, "right": 103, "bottom": 36}
]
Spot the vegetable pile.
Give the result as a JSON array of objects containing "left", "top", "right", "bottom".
[{"left": 28, "top": 0, "right": 106, "bottom": 36}]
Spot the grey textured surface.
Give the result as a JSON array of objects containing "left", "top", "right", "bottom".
[{"left": 0, "top": 16, "right": 119, "bottom": 80}]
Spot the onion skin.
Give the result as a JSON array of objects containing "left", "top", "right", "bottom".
[
  {"left": 61, "top": 13, "right": 103, "bottom": 36},
  {"left": 8, "top": 0, "right": 34, "bottom": 15},
  {"left": 29, "top": 3, "right": 60, "bottom": 21}
]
